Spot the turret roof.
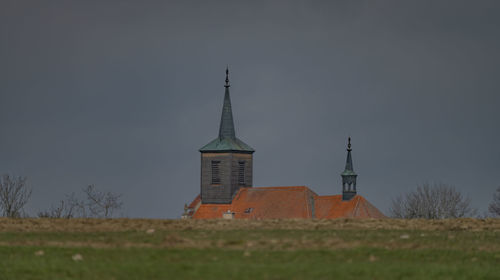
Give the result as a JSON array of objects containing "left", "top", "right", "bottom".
[{"left": 341, "top": 137, "right": 357, "bottom": 176}]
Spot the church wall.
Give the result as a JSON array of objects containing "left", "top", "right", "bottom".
[
  {"left": 230, "top": 153, "right": 253, "bottom": 195},
  {"left": 200, "top": 152, "right": 252, "bottom": 204},
  {"left": 201, "top": 153, "right": 232, "bottom": 204}
]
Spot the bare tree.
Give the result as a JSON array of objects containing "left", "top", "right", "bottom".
[
  {"left": 488, "top": 186, "right": 500, "bottom": 217},
  {"left": 38, "top": 200, "right": 67, "bottom": 218},
  {"left": 83, "top": 185, "right": 122, "bottom": 218},
  {"left": 66, "top": 192, "right": 87, "bottom": 218},
  {"left": 390, "top": 183, "right": 476, "bottom": 219},
  {"left": 0, "top": 174, "right": 32, "bottom": 217},
  {"left": 38, "top": 185, "right": 122, "bottom": 218},
  {"left": 38, "top": 193, "right": 80, "bottom": 218}
]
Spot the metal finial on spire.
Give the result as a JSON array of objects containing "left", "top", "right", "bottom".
[
  {"left": 347, "top": 137, "right": 352, "bottom": 151},
  {"left": 224, "top": 66, "right": 230, "bottom": 88}
]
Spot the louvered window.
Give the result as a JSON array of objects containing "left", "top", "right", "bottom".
[
  {"left": 211, "top": 161, "right": 221, "bottom": 184},
  {"left": 238, "top": 161, "right": 245, "bottom": 185}
]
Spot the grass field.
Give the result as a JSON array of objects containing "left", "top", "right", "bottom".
[{"left": 0, "top": 218, "right": 499, "bottom": 279}]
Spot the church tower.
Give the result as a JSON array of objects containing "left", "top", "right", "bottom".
[
  {"left": 199, "top": 68, "right": 254, "bottom": 204},
  {"left": 341, "top": 137, "right": 357, "bottom": 201}
]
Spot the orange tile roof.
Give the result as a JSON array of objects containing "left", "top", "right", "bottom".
[
  {"left": 232, "top": 186, "right": 317, "bottom": 219},
  {"left": 185, "top": 194, "right": 201, "bottom": 217},
  {"left": 192, "top": 204, "right": 231, "bottom": 219},
  {"left": 187, "top": 186, "right": 385, "bottom": 219},
  {"left": 314, "top": 195, "right": 386, "bottom": 219},
  {"left": 188, "top": 194, "right": 201, "bottom": 209}
]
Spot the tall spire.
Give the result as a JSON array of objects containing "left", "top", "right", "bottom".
[
  {"left": 200, "top": 67, "right": 254, "bottom": 153},
  {"left": 218, "top": 67, "right": 236, "bottom": 139}
]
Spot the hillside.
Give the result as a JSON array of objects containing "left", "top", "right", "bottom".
[{"left": 0, "top": 218, "right": 499, "bottom": 279}]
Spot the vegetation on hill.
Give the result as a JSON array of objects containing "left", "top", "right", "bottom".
[
  {"left": 0, "top": 218, "right": 499, "bottom": 279},
  {"left": 389, "top": 183, "right": 476, "bottom": 219}
]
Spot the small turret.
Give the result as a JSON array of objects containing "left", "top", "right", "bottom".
[{"left": 341, "top": 137, "right": 357, "bottom": 201}]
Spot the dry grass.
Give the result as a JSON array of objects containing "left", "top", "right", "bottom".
[
  {"left": 0, "top": 218, "right": 499, "bottom": 252},
  {"left": 1, "top": 217, "right": 499, "bottom": 232}
]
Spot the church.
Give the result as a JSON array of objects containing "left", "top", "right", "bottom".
[{"left": 184, "top": 69, "right": 385, "bottom": 219}]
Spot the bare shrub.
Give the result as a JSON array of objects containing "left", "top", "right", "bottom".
[
  {"left": 38, "top": 185, "right": 122, "bottom": 218},
  {"left": 489, "top": 186, "right": 500, "bottom": 217},
  {"left": 38, "top": 200, "right": 68, "bottom": 218},
  {"left": 83, "top": 185, "right": 122, "bottom": 218},
  {"left": 0, "top": 174, "right": 32, "bottom": 217},
  {"left": 37, "top": 193, "right": 80, "bottom": 218},
  {"left": 390, "top": 183, "right": 476, "bottom": 219}
]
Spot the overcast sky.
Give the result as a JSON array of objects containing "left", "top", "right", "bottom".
[{"left": 1, "top": 0, "right": 499, "bottom": 218}]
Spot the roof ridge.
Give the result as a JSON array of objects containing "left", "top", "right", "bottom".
[
  {"left": 352, "top": 196, "right": 361, "bottom": 218},
  {"left": 198, "top": 203, "right": 231, "bottom": 206},
  {"left": 358, "top": 196, "right": 386, "bottom": 218},
  {"left": 303, "top": 189, "right": 310, "bottom": 218},
  {"left": 251, "top": 186, "right": 308, "bottom": 189},
  {"left": 232, "top": 187, "right": 245, "bottom": 204},
  {"left": 315, "top": 195, "right": 342, "bottom": 199}
]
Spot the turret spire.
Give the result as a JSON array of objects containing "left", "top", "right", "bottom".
[
  {"left": 219, "top": 67, "right": 236, "bottom": 139},
  {"left": 341, "top": 137, "right": 357, "bottom": 201},
  {"left": 345, "top": 137, "right": 353, "bottom": 171}
]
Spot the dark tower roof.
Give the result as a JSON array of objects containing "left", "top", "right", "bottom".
[
  {"left": 341, "top": 137, "right": 356, "bottom": 176},
  {"left": 200, "top": 68, "right": 254, "bottom": 153},
  {"left": 218, "top": 67, "right": 236, "bottom": 139}
]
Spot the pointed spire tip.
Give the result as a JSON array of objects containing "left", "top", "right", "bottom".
[
  {"left": 347, "top": 137, "right": 352, "bottom": 151},
  {"left": 224, "top": 66, "right": 230, "bottom": 88}
]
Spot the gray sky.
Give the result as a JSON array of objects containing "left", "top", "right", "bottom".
[{"left": 1, "top": 0, "right": 499, "bottom": 218}]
